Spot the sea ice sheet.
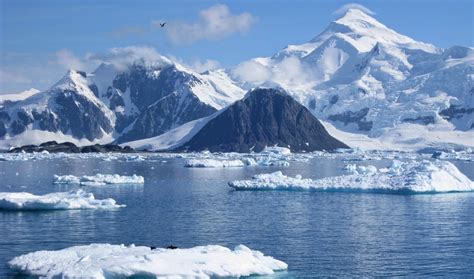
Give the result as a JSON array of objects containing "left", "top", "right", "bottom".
[{"left": 9, "top": 244, "right": 287, "bottom": 278}]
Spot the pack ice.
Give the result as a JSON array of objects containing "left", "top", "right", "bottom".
[
  {"left": 0, "top": 190, "right": 124, "bottom": 210},
  {"left": 54, "top": 174, "right": 144, "bottom": 186},
  {"left": 9, "top": 244, "right": 288, "bottom": 278},
  {"left": 229, "top": 160, "right": 474, "bottom": 193}
]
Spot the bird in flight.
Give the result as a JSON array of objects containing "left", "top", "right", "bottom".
[{"left": 159, "top": 22, "right": 166, "bottom": 27}]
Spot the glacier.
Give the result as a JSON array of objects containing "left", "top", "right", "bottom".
[
  {"left": 0, "top": 190, "right": 124, "bottom": 210},
  {"left": 53, "top": 174, "right": 144, "bottom": 186},
  {"left": 229, "top": 160, "right": 474, "bottom": 193},
  {"left": 8, "top": 244, "right": 287, "bottom": 278}
]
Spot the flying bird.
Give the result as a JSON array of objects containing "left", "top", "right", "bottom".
[{"left": 159, "top": 22, "right": 166, "bottom": 27}]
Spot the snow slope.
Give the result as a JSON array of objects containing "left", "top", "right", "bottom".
[{"left": 123, "top": 113, "right": 216, "bottom": 151}]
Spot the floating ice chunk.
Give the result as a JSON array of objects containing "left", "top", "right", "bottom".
[
  {"left": 54, "top": 174, "right": 144, "bottom": 186},
  {"left": 343, "top": 164, "right": 378, "bottom": 175},
  {"left": 343, "top": 164, "right": 357, "bottom": 173},
  {"left": 9, "top": 244, "right": 287, "bottom": 278},
  {"left": 80, "top": 174, "right": 144, "bottom": 186},
  {"left": 229, "top": 160, "right": 474, "bottom": 193},
  {"left": 0, "top": 190, "right": 124, "bottom": 210},
  {"left": 260, "top": 146, "right": 291, "bottom": 155},
  {"left": 53, "top": 175, "right": 81, "bottom": 184},
  {"left": 123, "top": 155, "right": 145, "bottom": 161},
  {"left": 185, "top": 159, "right": 245, "bottom": 168}
]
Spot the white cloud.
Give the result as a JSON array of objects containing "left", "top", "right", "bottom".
[
  {"left": 232, "top": 57, "right": 317, "bottom": 89},
  {"left": 232, "top": 60, "right": 271, "bottom": 84},
  {"left": 273, "top": 56, "right": 313, "bottom": 86},
  {"left": 333, "top": 3, "right": 375, "bottom": 16},
  {"left": 189, "top": 59, "right": 220, "bottom": 73},
  {"left": 86, "top": 46, "right": 171, "bottom": 70},
  {"left": 166, "top": 4, "right": 256, "bottom": 44},
  {"left": 53, "top": 49, "right": 86, "bottom": 70}
]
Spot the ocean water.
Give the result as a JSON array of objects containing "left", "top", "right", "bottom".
[{"left": 0, "top": 155, "right": 473, "bottom": 277}]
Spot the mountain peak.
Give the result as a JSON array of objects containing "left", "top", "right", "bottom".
[
  {"left": 335, "top": 8, "right": 385, "bottom": 30},
  {"left": 308, "top": 7, "right": 438, "bottom": 53}
]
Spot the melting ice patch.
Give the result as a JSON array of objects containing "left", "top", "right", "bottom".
[
  {"left": 0, "top": 190, "right": 124, "bottom": 210},
  {"left": 54, "top": 174, "right": 144, "bottom": 186},
  {"left": 9, "top": 244, "right": 287, "bottom": 278},
  {"left": 229, "top": 160, "right": 474, "bottom": 193}
]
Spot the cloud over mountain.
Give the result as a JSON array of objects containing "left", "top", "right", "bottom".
[{"left": 165, "top": 4, "right": 256, "bottom": 44}]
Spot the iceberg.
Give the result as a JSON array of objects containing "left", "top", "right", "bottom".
[
  {"left": 9, "top": 244, "right": 287, "bottom": 278},
  {"left": 54, "top": 174, "right": 144, "bottom": 186},
  {"left": 229, "top": 160, "right": 474, "bottom": 193},
  {"left": 0, "top": 190, "right": 124, "bottom": 210}
]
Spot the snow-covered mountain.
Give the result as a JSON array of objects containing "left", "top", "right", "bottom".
[
  {"left": 1, "top": 8, "right": 472, "bottom": 151},
  {"left": 230, "top": 8, "right": 473, "bottom": 149},
  {"left": 0, "top": 58, "right": 244, "bottom": 149}
]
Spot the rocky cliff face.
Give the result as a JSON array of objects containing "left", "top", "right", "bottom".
[{"left": 177, "top": 88, "right": 349, "bottom": 152}]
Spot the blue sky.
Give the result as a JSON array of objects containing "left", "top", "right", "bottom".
[{"left": 0, "top": 0, "right": 472, "bottom": 94}]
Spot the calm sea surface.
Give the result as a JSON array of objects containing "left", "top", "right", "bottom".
[{"left": 1, "top": 155, "right": 473, "bottom": 277}]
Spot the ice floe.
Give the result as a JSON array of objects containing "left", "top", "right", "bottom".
[
  {"left": 53, "top": 174, "right": 144, "bottom": 186},
  {"left": 9, "top": 243, "right": 287, "bottom": 278},
  {"left": 0, "top": 190, "right": 124, "bottom": 210},
  {"left": 229, "top": 160, "right": 474, "bottom": 193}
]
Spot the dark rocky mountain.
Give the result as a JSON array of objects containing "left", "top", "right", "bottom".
[
  {"left": 177, "top": 88, "right": 349, "bottom": 152},
  {"left": 8, "top": 141, "right": 135, "bottom": 153}
]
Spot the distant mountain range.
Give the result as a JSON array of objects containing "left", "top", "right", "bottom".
[{"left": 0, "top": 8, "right": 472, "bottom": 151}]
